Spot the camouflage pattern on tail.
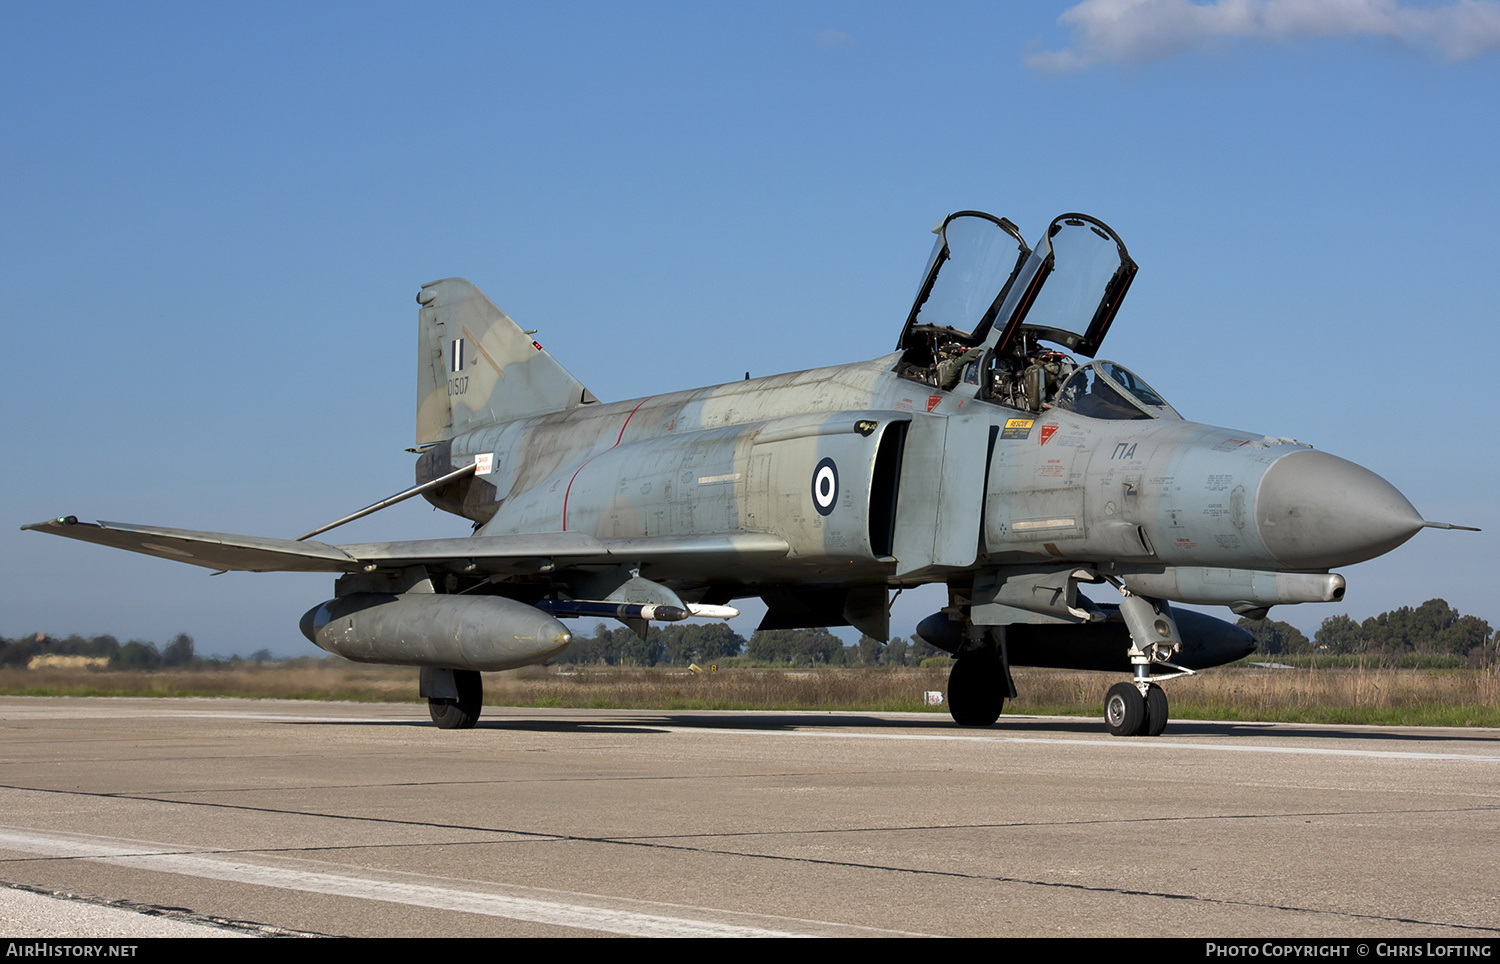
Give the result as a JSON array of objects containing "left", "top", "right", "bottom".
[{"left": 416, "top": 277, "right": 598, "bottom": 445}]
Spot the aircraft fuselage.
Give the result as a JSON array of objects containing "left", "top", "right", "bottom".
[{"left": 422, "top": 353, "right": 1421, "bottom": 615}]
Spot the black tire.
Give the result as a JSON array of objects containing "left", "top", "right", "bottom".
[
  {"left": 429, "top": 669, "right": 483, "bottom": 729},
  {"left": 1143, "top": 683, "right": 1169, "bottom": 737},
  {"left": 948, "top": 654, "right": 1004, "bottom": 727},
  {"left": 1104, "top": 681, "right": 1146, "bottom": 737}
]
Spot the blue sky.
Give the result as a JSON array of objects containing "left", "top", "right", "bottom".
[{"left": 4, "top": 1, "right": 1496, "bottom": 656}]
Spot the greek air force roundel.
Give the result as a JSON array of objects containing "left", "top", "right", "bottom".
[{"left": 811, "top": 458, "right": 839, "bottom": 516}]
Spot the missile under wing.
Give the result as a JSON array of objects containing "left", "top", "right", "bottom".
[{"left": 25, "top": 211, "right": 1474, "bottom": 735}]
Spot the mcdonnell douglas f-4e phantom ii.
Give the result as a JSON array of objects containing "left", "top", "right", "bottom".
[{"left": 26, "top": 210, "right": 1475, "bottom": 735}]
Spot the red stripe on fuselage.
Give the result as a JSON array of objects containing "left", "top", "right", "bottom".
[{"left": 561, "top": 397, "right": 651, "bottom": 531}]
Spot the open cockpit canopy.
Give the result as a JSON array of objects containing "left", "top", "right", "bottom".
[
  {"left": 902, "top": 211, "right": 1031, "bottom": 343},
  {"left": 896, "top": 211, "right": 1139, "bottom": 412}
]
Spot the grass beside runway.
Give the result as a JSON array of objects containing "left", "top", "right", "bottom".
[{"left": 1, "top": 662, "right": 1498, "bottom": 727}]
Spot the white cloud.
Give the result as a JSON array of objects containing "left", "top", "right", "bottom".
[{"left": 1026, "top": 0, "right": 1500, "bottom": 72}]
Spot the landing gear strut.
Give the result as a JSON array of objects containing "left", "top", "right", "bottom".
[
  {"left": 1103, "top": 589, "right": 1192, "bottom": 737},
  {"left": 427, "top": 668, "right": 483, "bottom": 729}
]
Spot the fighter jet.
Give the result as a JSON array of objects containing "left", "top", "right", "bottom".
[{"left": 25, "top": 210, "right": 1473, "bottom": 735}]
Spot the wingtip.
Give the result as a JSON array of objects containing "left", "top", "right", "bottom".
[{"left": 21, "top": 515, "right": 80, "bottom": 531}]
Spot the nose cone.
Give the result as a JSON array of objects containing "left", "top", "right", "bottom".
[{"left": 1255, "top": 450, "right": 1424, "bottom": 569}]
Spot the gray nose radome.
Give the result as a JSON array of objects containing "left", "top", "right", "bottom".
[{"left": 1254, "top": 449, "right": 1425, "bottom": 570}]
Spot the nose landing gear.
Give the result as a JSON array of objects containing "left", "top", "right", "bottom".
[
  {"left": 1105, "top": 680, "right": 1171, "bottom": 737},
  {"left": 1105, "top": 590, "right": 1193, "bottom": 737}
]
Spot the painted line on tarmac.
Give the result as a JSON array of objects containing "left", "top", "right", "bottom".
[
  {"left": 0, "top": 827, "right": 930, "bottom": 938},
  {"left": 650, "top": 727, "right": 1500, "bottom": 763}
]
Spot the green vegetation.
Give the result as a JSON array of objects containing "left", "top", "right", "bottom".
[
  {"left": 0, "top": 632, "right": 264, "bottom": 670},
  {"left": 2, "top": 662, "right": 1495, "bottom": 728},
  {"left": 554, "top": 622, "right": 941, "bottom": 668},
  {"left": 10, "top": 597, "right": 1491, "bottom": 674},
  {"left": 4, "top": 632, "right": 166, "bottom": 668},
  {"left": 1238, "top": 598, "right": 1496, "bottom": 668}
]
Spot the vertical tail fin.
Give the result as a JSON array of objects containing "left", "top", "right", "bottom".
[{"left": 416, "top": 278, "right": 598, "bottom": 445}]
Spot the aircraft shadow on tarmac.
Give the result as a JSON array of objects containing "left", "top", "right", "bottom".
[{"left": 278, "top": 711, "right": 1499, "bottom": 745}]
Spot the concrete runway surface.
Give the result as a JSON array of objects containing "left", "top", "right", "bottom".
[{"left": 0, "top": 696, "right": 1496, "bottom": 938}]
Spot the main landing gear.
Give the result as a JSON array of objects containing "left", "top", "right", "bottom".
[
  {"left": 424, "top": 668, "right": 483, "bottom": 729},
  {"left": 947, "top": 651, "right": 1007, "bottom": 726},
  {"left": 946, "top": 633, "right": 1018, "bottom": 728}
]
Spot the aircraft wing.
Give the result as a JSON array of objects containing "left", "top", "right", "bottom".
[
  {"left": 338, "top": 532, "right": 790, "bottom": 578},
  {"left": 23, "top": 516, "right": 790, "bottom": 576}
]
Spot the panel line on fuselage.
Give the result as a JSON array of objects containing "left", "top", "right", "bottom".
[{"left": 561, "top": 396, "right": 654, "bottom": 531}]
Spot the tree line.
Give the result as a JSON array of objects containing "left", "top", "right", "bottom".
[
  {"left": 8, "top": 597, "right": 1494, "bottom": 669},
  {"left": 1239, "top": 598, "right": 1496, "bottom": 667},
  {"left": 568, "top": 598, "right": 1498, "bottom": 669},
  {"left": 556, "top": 623, "right": 945, "bottom": 668},
  {"left": 0, "top": 632, "right": 276, "bottom": 669}
]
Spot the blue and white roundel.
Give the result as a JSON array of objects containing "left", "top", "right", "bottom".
[{"left": 811, "top": 458, "right": 839, "bottom": 516}]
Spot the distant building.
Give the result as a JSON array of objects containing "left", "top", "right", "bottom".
[{"left": 28, "top": 655, "right": 109, "bottom": 670}]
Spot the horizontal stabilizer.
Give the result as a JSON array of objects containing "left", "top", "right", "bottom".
[
  {"left": 22, "top": 517, "right": 359, "bottom": 573},
  {"left": 26, "top": 517, "right": 789, "bottom": 578}
]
